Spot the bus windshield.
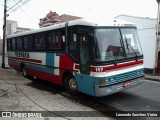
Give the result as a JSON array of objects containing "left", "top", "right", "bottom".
[
  {"left": 121, "top": 28, "right": 142, "bottom": 58},
  {"left": 94, "top": 27, "right": 142, "bottom": 62}
]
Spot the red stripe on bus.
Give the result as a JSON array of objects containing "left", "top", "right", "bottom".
[
  {"left": 91, "top": 60, "right": 143, "bottom": 72},
  {"left": 8, "top": 56, "right": 42, "bottom": 64}
]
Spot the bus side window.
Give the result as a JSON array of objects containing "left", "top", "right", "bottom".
[
  {"left": 34, "top": 34, "right": 46, "bottom": 50},
  {"left": 17, "top": 37, "right": 23, "bottom": 50},
  {"left": 12, "top": 38, "right": 17, "bottom": 50},
  {"left": 7, "top": 39, "right": 12, "bottom": 50},
  {"left": 48, "top": 32, "right": 57, "bottom": 49},
  {"left": 48, "top": 30, "right": 64, "bottom": 50},
  {"left": 24, "top": 35, "right": 33, "bottom": 50},
  {"left": 61, "top": 30, "right": 65, "bottom": 50},
  {"left": 69, "top": 30, "right": 79, "bottom": 61}
]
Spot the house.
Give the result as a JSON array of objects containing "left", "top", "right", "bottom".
[
  {"left": 60, "top": 14, "right": 81, "bottom": 22},
  {"left": 115, "top": 15, "right": 157, "bottom": 74},
  {"left": 39, "top": 11, "right": 81, "bottom": 27}
]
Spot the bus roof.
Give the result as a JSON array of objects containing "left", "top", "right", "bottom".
[{"left": 7, "top": 19, "right": 136, "bottom": 38}]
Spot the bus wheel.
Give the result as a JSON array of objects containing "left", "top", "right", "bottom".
[
  {"left": 64, "top": 75, "right": 78, "bottom": 95},
  {"left": 22, "top": 66, "right": 27, "bottom": 77}
]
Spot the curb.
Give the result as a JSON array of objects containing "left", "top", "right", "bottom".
[{"left": 144, "top": 77, "right": 160, "bottom": 82}]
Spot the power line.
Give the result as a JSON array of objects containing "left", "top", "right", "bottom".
[
  {"left": 7, "top": 0, "right": 23, "bottom": 12},
  {"left": 0, "top": 0, "right": 30, "bottom": 23},
  {"left": 7, "top": 0, "right": 30, "bottom": 16},
  {"left": 13, "top": 0, "right": 32, "bottom": 20}
]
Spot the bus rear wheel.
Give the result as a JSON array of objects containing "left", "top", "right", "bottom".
[{"left": 64, "top": 75, "right": 78, "bottom": 95}]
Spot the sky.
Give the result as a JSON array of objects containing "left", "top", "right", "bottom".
[{"left": 0, "top": 0, "right": 158, "bottom": 38}]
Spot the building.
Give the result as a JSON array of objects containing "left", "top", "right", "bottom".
[
  {"left": 0, "top": 37, "right": 2, "bottom": 55},
  {"left": 16, "top": 27, "right": 34, "bottom": 34},
  {"left": 6, "top": 20, "right": 33, "bottom": 36},
  {"left": 115, "top": 15, "right": 157, "bottom": 74},
  {"left": 39, "top": 11, "right": 63, "bottom": 27},
  {"left": 39, "top": 11, "right": 81, "bottom": 27},
  {"left": 60, "top": 14, "right": 81, "bottom": 22},
  {"left": 6, "top": 20, "right": 18, "bottom": 36}
]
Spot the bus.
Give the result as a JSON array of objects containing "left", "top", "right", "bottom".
[{"left": 7, "top": 19, "right": 144, "bottom": 97}]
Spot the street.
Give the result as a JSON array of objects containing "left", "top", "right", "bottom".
[
  {"left": 92, "top": 80, "right": 160, "bottom": 120},
  {"left": 94, "top": 80, "right": 160, "bottom": 111}
]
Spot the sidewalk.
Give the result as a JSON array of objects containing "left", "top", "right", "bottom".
[
  {"left": 0, "top": 67, "right": 114, "bottom": 120},
  {"left": 144, "top": 74, "right": 160, "bottom": 82}
]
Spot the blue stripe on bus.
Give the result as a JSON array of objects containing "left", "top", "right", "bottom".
[
  {"left": 26, "top": 64, "right": 54, "bottom": 74},
  {"left": 46, "top": 53, "right": 54, "bottom": 67}
]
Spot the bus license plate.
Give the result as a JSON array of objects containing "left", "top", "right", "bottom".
[{"left": 124, "top": 81, "right": 131, "bottom": 87}]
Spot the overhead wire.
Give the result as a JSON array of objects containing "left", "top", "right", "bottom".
[
  {"left": 0, "top": 0, "right": 31, "bottom": 22},
  {"left": 14, "top": 0, "right": 32, "bottom": 20}
]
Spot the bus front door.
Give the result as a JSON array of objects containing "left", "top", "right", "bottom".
[{"left": 79, "top": 34, "right": 90, "bottom": 74}]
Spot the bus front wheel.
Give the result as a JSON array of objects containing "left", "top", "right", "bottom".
[{"left": 64, "top": 75, "right": 78, "bottom": 95}]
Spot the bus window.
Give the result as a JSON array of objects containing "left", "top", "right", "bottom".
[
  {"left": 24, "top": 35, "right": 33, "bottom": 50},
  {"left": 48, "top": 31, "right": 63, "bottom": 50},
  {"left": 12, "top": 38, "right": 16, "bottom": 50},
  {"left": 61, "top": 30, "right": 65, "bottom": 50},
  {"left": 23, "top": 36, "right": 28, "bottom": 50},
  {"left": 7, "top": 39, "right": 12, "bottom": 50},
  {"left": 79, "top": 34, "right": 90, "bottom": 74},
  {"left": 34, "top": 34, "right": 46, "bottom": 50},
  {"left": 17, "top": 37, "right": 23, "bottom": 50},
  {"left": 69, "top": 30, "right": 79, "bottom": 61}
]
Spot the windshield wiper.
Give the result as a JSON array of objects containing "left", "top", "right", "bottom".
[{"left": 124, "top": 35, "right": 138, "bottom": 60}]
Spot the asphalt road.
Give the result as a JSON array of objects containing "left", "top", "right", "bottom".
[
  {"left": 94, "top": 80, "right": 160, "bottom": 111},
  {"left": 93, "top": 80, "right": 160, "bottom": 120}
]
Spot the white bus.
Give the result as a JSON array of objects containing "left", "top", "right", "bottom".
[{"left": 7, "top": 19, "right": 144, "bottom": 96}]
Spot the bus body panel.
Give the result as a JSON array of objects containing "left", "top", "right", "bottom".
[{"left": 8, "top": 51, "right": 75, "bottom": 86}]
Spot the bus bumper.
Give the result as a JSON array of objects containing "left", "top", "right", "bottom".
[{"left": 95, "top": 77, "right": 144, "bottom": 97}]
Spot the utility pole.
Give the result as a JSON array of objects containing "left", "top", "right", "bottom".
[{"left": 2, "top": 0, "right": 7, "bottom": 68}]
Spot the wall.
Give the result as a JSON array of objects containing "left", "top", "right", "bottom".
[
  {"left": 0, "top": 40, "right": 2, "bottom": 55},
  {"left": 138, "top": 28, "right": 156, "bottom": 69}
]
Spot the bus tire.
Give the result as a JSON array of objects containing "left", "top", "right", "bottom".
[
  {"left": 64, "top": 75, "right": 78, "bottom": 95},
  {"left": 22, "top": 66, "right": 27, "bottom": 77}
]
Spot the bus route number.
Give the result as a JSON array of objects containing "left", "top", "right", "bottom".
[{"left": 96, "top": 67, "right": 104, "bottom": 72}]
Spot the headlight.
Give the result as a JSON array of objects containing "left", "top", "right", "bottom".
[{"left": 109, "top": 76, "right": 117, "bottom": 82}]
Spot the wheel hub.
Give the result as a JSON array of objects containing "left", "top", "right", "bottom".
[{"left": 69, "top": 78, "right": 77, "bottom": 90}]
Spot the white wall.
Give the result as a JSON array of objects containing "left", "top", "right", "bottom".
[{"left": 138, "top": 28, "right": 156, "bottom": 69}]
